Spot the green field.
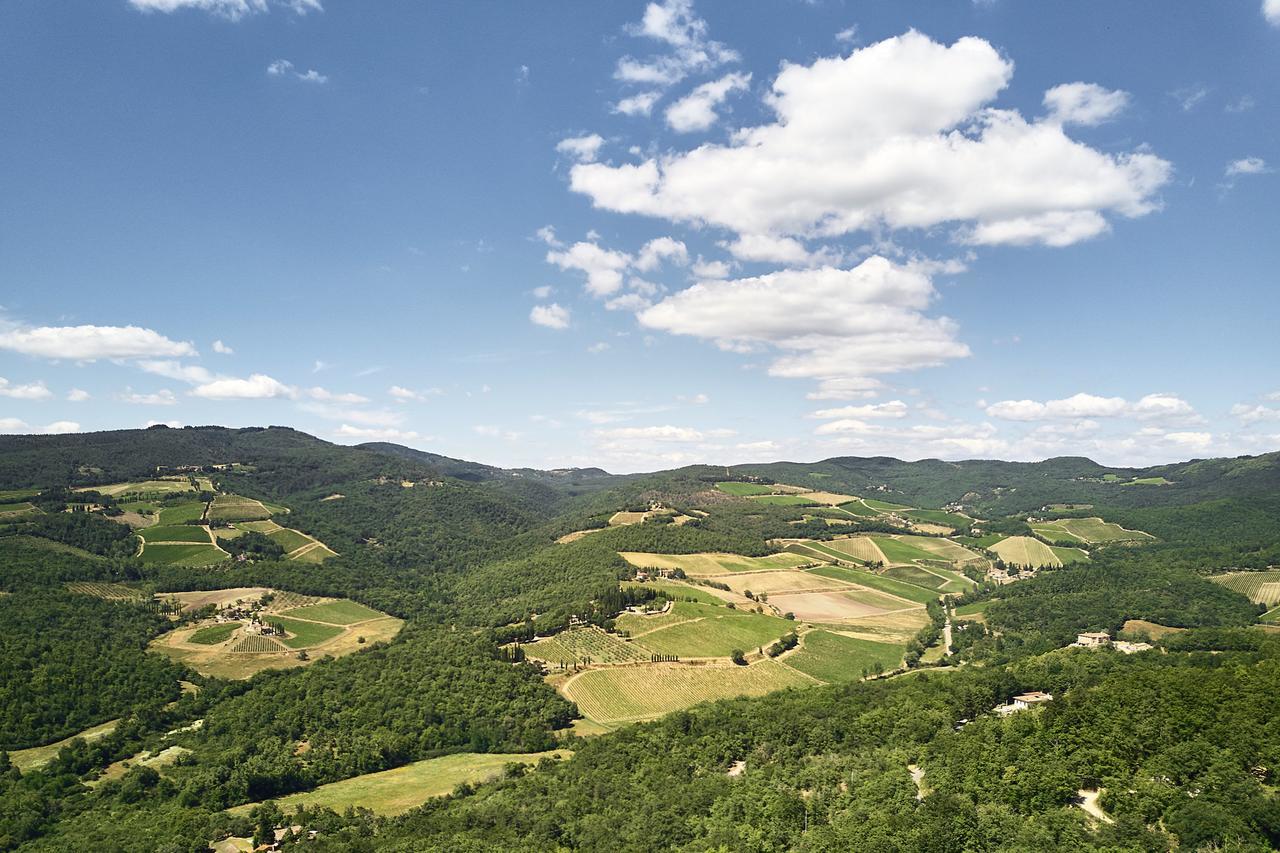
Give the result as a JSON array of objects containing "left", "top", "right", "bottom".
[
  {"left": 1261, "top": 606, "right": 1280, "bottom": 624},
  {"left": 616, "top": 600, "right": 722, "bottom": 636},
  {"left": 884, "top": 564, "right": 950, "bottom": 590},
  {"left": 872, "top": 537, "right": 938, "bottom": 565},
  {"left": 863, "top": 498, "right": 912, "bottom": 511},
  {"left": 622, "top": 580, "right": 726, "bottom": 606},
  {"left": 8, "top": 719, "right": 121, "bottom": 772},
  {"left": 280, "top": 599, "right": 385, "bottom": 625},
  {"left": 1030, "top": 523, "right": 1087, "bottom": 544},
  {"left": 267, "top": 527, "right": 314, "bottom": 553},
  {"left": 811, "top": 537, "right": 884, "bottom": 564},
  {"left": 208, "top": 495, "right": 272, "bottom": 522},
  {"left": 189, "top": 622, "right": 240, "bottom": 645},
  {"left": 749, "top": 494, "right": 819, "bottom": 506},
  {"left": 804, "top": 564, "right": 939, "bottom": 605},
  {"left": 155, "top": 501, "right": 207, "bottom": 526},
  {"left": 269, "top": 616, "right": 345, "bottom": 648},
  {"left": 955, "top": 600, "right": 993, "bottom": 618},
  {"left": 784, "top": 630, "right": 904, "bottom": 682},
  {"left": 1125, "top": 476, "right": 1171, "bottom": 486},
  {"left": 637, "top": 609, "right": 795, "bottom": 658},
  {"left": 619, "top": 551, "right": 813, "bottom": 576},
  {"left": 1050, "top": 545, "right": 1090, "bottom": 565},
  {"left": 960, "top": 533, "right": 1009, "bottom": 548},
  {"left": 0, "top": 488, "right": 40, "bottom": 503},
  {"left": 64, "top": 581, "right": 146, "bottom": 601},
  {"left": 904, "top": 509, "right": 970, "bottom": 528},
  {"left": 1209, "top": 571, "right": 1280, "bottom": 606},
  {"left": 141, "top": 543, "right": 225, "bottom": 566},
  {"left": 141, "top": 525, "right": 210, "bottom": 543},
  {"left": 228, "top": 751, "right": 570, "bottom": 817},
  {"left": 0, "top": 502, "right": 39, "bottom": 518},
  {"left": 835, "top": 500, "right": 881, "bottom": 518},
  {"left": 526, "top": 627, "right": 650, "bottom": 665},
  {"left": 990, "top": 536, "right": 1073, "bottom": 568},
  {"left": 715, "top": 481, "right": 774, "bottom": 496},
  {"left": 564, "top": 659, "right": 811, "bottom": 723}
]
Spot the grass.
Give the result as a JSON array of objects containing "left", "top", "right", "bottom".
[
  {"left": 1050, "top": 545, "right": 1090, "bottom": 565},
  {"left": 835, "top": 500, "right": 881, "bottom": 518},
  {"left": 268, "top": 616, "right": 345, "bottom": 649},
  {"left": 1209, "top": 571, "right": 1280, "bottom": 606},
  {"left": 0, "top": 488, "right": 40, "bottom": 503},
  {"left": 872, "top": 537, "right": 938, "bottom": 565},
  {"left": 820, "top": 537, "right": 887, "bottom": 564},
  {"left": 784, "top": 630, "right": 904, "bottom": 682},
  {"left": 638, "top": 610, "right": 795, "bottom": 658},
  {"left": 715, "top": 482, "right": 774, "bottom": 496},
  {"left": 616, "top": 601, "right": 722, "bottom": 636},
  {"left": 142, "top": 543, "right": 225, "bottom": 566},
  {"left": 990, "top": 536, "right": 1065, "bottom": 568},
  {"left": 80, "top": 479, "right": 194, "bottom": 497},
  {"left": 65, "top": 581, "right": 146, "bottom": 601},
  {"left": 863, "top": 498, "right": 912, "bottom": 511},
  {"left": 142, "top": 525, "right": 210, "bottom": 543},
  {"left": 1034, "top": 517, "right": 1151, "bottom": 544},
  {"left": 749, "top": 494, "right": 819, "bottom": 506},
  {"left": 280, "top": 599, "right": 384, "bottom": 625},
  {"left": 1124, "top": 476, "right": 1171, "bottom": 486},
  {"left": 1260, "top": 606, "right": 1280, "bottom": 624},
  {"left": 208, "top": 495, "right": 271, "bottom": 522},
  {"left": 955, "top": 600, "right": 992, "bottom": 618},
  {"left": 0, "top": 502, "right": 39, "bottom": 518},
  {"left": 155, "top": 501, "right": 207, "bottom": 526},
  {"left": 618, "top": 551, "right": 813, "bottom": 576},
  {"left": 1030, "top": 524, "right": 1087, "bottom": 544},
  {"left": 960, "top": 533, "right": 1008, "bottom": 548},
  {"left": 227, "top": 752, "right": 571, "bottom": 817},
  {"left": 563, "top": 660, "right": 811, "bottom": 723},
  {"left": 896, "top": 536, "right": 984, "bottom": 565},
  {"left": 267, "top": 527, "right": 314, "bottom": 553},
  {"left": 9, "top": 719, "right": 120, "bottom": 771},
  {"left": 804, "top": 564, "right": 938, "bottom": 605},
  {"left": 189, "top": 622, "right": 241, "bottom": 645},
  {"left": 884, "top": 565, "right": 949, "bottom": 590},
  {"left": 526, "top": 627, "right": 650, "bottom": 665}
]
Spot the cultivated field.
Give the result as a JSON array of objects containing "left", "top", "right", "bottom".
[
  {"left": 227, "top": 751, "right": 571, "bottom": 817},
  {"left": 1034, "top": 517, "right": 1152, "bottom": 544},
  {"left": 65, "top": 581, "right": 146, "bottom": 601},
  {"left": 77, "top": 479, "right": 194, "bottom": 497},
  {"left": 785, "top": 630, "right": 904, "bottom": 682},
  {"left": 717, "top": 570, "right": 841, "bottom": 596},
  {"left": 715, "top": 482, "right": 775, "bottom": 496},
  {"left": 769, "top": 589, "right": 909, "bottom": 623},
  {"left": 990, "top": 536, "right": 1074, "bottom": 568},
  {"left": 637, "top": 610, "right": 795, "bottom": 658},
  {"left": 904, "top": 509, "right": 970, "bottom": 529},
  {"left": 618, "top": 551, "right": 813, "bottom": 576},
  {"left": 562, "top": 660, "right": 812, "bottom": 724},
  {"left": 804, "top": 564, "right": 939, "bottom": 605},
  {"left": 141, "top": 525, "right": 212, "bottom": 543},
  {"left": 821, "top": 537, "right": 888, "bottom": 564},
  {"left": 525, "top": 627, "right": 650, "bottom": 665},
  {"left": 280, "top": 599, "right": 384, "bottom": 624},
  {"left": 207, "top": 494, "right": 272, "bottom": 522},
  {"left": 140, "top": 543, "right": 227, "bottom": 566},
  {"left": 1209, "top": 571, "right": 1280, "bottom": 606}
]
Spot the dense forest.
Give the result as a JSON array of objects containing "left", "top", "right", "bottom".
[{"left": 1, "top": 427, "right": 1279, "bottom": 851}]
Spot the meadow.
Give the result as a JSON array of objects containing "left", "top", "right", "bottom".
[
  {"left": 714, "top": 482, "right": 775, "bottom": 496},
  {"left": 280, "top": 599, "right": 385, "bottom": 624}
]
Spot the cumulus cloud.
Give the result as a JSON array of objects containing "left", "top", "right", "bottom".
[
  {"left": 334, "top": 424, "right": 422, "bottom": 442},
  {"left": 614, "top": 91, "right": 663, "bottom": 116},
  {"left": 546, "top": 241, "right": 632, "bottom": 296},
  {"left": 137, "top": 360, "right": 215, "bottom": 384},
  {"left": 131, "top": 0, "right": 320, "bottom": 17},
  {"left": 66, "top": 388, "right": 91, "bottom": 402},
  {"left": 984, "top": 392, "right": 1196, "bottom": 422},
  {"left": 267, "top": 59, "right": 327, "bottom": 84},
  {"left": 307, "top": 387, "right": 369, "bottom": 404},
  {"left": 811, "top": 400, "right": 909, "bottom": 420},
  {"left": 1266, "top": 0, "right": 1280, "bottom": 26},
  {"left": 690, "top": 257, "right": 732, "bottom": 279},
  {"left": 634, "top": 236, "right": 689, "bottom": 271},
  {"left": 0, "top": 378, "right": 53, "bottom": 400},
  {"left": 1043, "top": 82, "right": 1129, "bottom": 126},
  {"left": 638, "top": 256, "right": 969, "bottom": 391},
  {"left": 0, "top": 324, "right": 196, "bottom": 361},
  {"left": 530, "top": 303, "right": 571, "bottom": 330},
  {"left": 572, "top": 31, "right": 1170, "bottom": 248},
  {"left": 1225, "top": 157, "right": 1271, "bottom": 178},
  {"left": 190, "top": 373, "right": 294, "bottom": 400},
  {"left": 664, "top": 71, "right": 751, "bottom": 132},
  {"left": 211, "top": 339, "right": 234, "bottom": 354},
  {"left": 389, "top": 385, "right": 440, "bottom": 402},
  {"left": 120, "top": 388, "right": 178, "bottom": 405},
  {"left": 1231, "top": 403, "right": 1280, "bottom": 424},
  {"left": 556, "top": 134, "right": 605, "bottom": 163},
  {"left": 615, "top": 0, "right": 738, "bottom": 90},
  {"left": 0, "top": 418, "right": 79, "bottom": 435}
]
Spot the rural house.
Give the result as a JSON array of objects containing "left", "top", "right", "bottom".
[{"left": 1074, "top": 632, "right": 1111, "bottom": 648}]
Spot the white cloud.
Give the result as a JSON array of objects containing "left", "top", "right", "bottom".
[
  {"left": 572, "top": 31, "right": 1170, "bottom": 249},
  {"left": 1231, "top": 403, "right": 1280, "bottom": 424},
  {"left": 811, "top": 400, "right": 909, "bottom": 419},
  {"left": 474, "top": 424, "right": 522, "bottom": 441},
  {"left": 1171, "top": 84, "right": 1209, "bottom": 112},
  {"left": 120, "top": 388, "right": 178, "bottom": 405},
  {"left": 806, "top": 377, "right": 884, "bottom": 400},
  {"left": 307, "top": 386, "right": 369, "bottom": 404},
  {"left": 0, "top": 324, "right": 196, "bottom": 360},
  {"left": 1159, "top": 430, "right": 1214, "bottom": 451},
  {"left": 985, "top": 392, "right": 1197, "bottom": 422},
  {"left": 211, "top": 339, "right": 234, "bottom": 354},
  {"left": 596, "top": 424, "right": 707, "bottom": 442},
  {"left": 556, "top": 134, "right": 605, "bottom": 163},
  {"left": 690, "top": 257, "right": 732, "bottom": 279},
  {"left": 639, "top": 256, "right": 969, "bottom": 392},
  {"left": 1225, "top": 157, "right": 1271, "bottom": 178},
  {"left": 534, "top": 226, "right": 563, "bottom": 248},
  {"left": 634, "top": 236, "right": 689, "bottom": 271},
  {"left": 835, "top": 25, "right": 858, "bottom": 44},
  {"left": 1265, "top": 0, "right": 1280, "bottom": 26},
  {"left": 0, "top": 418, "right": 79, "bottom": 435},
  {"left": 1043, "top": 82, "right": 1129, "bottom": 126},
  {"left": 587, "top": 342, "right": 611, "bottom": 353},
  {"left": 267, "top": 59, "right": 327, "bottom": 84},
  {"left": 130, "top": 0, "right": 320, "bottom": 18},
  {"left": 678, "top": 392, "right": 709, "bottom": 404},
  {"left": 389, "top": 385, "right": 440, "bottom": 402},
  {"left": 530, "top": 303, "right": 571, "bottom": 330},
  {"left": 66, "top": 388, "right": 90, "bottom": 402},
  {"left": 190, "top": 373, "right": 294, "bottom": 400},
  {"left": 334, "top": 424, "right": 422, "bottom": 442},
  {"left": 664, "top": 71, "right": 751, "bottom": 132},
  {"left": 613, "top": 91, "right": 663, "bottom": 117},
  {"left": 531, "top": 285, "right": 554, "bottom": 299},
  {"left": 615, "top": 0, "right": 738, "bottom": 90},
  {"left": 546, "top": 241, "right": 632, "bottom": 296},
  {"left": 137, "top": 360, "right": 215, "bottom": 384},
  {"left": 0, "top": 378, "right": 53, "bottom": 400},
  {"left": 721, "top": 234, "right": 821, "bottom": 265}
]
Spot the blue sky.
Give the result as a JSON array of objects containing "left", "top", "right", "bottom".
[{"left": 1, "top": 0, "right": 1278, "bottom": 472}]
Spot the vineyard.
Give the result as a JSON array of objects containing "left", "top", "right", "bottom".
[
  {"left": 1209, "top": 571, "right": 1280, "bottom": 606},
  {"left": 64, "top": 582, "right": 146, "bottom": 601},
  {"left": 231, "top": 634, "right": 286, "bottom": 653},
  {"left": 208, "top": 495, "right": 272, "bottom": 522},
  {"left": 526, "top": 627, "right": 650, "bottom": 665}
]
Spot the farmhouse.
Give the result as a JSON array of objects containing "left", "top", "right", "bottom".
[
  {"left": 1074, "top": 632, "right": 1112, "bottom": 648},
  {"left": 994, "top": 691, "right": 1054, "bottom": 716}
]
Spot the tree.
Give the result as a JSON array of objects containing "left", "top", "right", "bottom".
[{"left": 730, "top": 649, "right": 747, "bottom": 665}]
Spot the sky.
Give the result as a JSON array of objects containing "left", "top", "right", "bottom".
[{"left": 1, "top": 0, "right": 1278, "bottom": 473}]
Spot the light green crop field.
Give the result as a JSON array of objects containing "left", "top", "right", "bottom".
[
  {"left": 1031, "top": 524, "right": 1086, "bottom": 544},
  {"left": 955, "top": 600, "right": 993, "bottom": 618},
  {"left": 871, "top": 537, "right": 938, "bottom": 565},
  {"left": 637, "top": 610, "right": 795, "bottom": 658},
  {"left": 618, "top": 551, "right": 812, "bottom": 576},
  {"left": 269, "top": 616, "right": 344, "bottom": 648},
  {"left": 280, "top": 599, "right": 384, "bottom": 625},
  {"left": 563, "top": 660, "right": 811, "bottom": 723},
  {"left": 804, "top": 564, "right": 939, "bottom": 605},
  {"left": 208, "top": 495, "right": 272, "bottom": 522},
  {"left": 787, "top": 541, "right": 868, "bottom": 565},
  {"left": 862, "top": 498, "right": 913, "bottom": 511},
  {"left": 189, "top": 622, "right": 240, "bottom": 645},
  {"left": 990, "top": 536, "right": 1072, "bottom": 568},
  {"left": 904, "top": 509, "right": 969, "bottom": 528},
  {"left": 80, "top": 479, "right": 194, "bottom": 497},
  {"left": 894, "top": 536, "right": 984, "bottom": 565},
  {"left": 749, "top": 494, "right": 819, "bottom": 506},
  {"left": 1050, "top": 545, "right": 1090, "bottom": 565},
  {"left": 822, "top": 537, "right": 889, "bottom": 564},
  {"left": 1039, "top": 517, "right": 1153, "bottom": 544},
  {"left": 141, "top": 525, "right": 210, "bottom": 543},
  {"left": 1261, "top": 606, "right": 1280, "bottom": 624},
  {"left": 525, "top": 627, "right": 650, "bottom": 665},
  {"left": 622, "top": 580, "right": 725, "bottom": 606},
  {"left": 784, "top": 630, "right": 904, "bottom": 682},
  {"left": 267, "top": 527, "right": 314, "bottom": 553},
  {"left": 227, "top": 751, "right": 571, "bottom": 818},
  {"left": 715, "top": 482, "right": 774, "bottom": 496},
  {"left": 884, "top": 565, "right": 949, "bottom": 590},
  {"left": 64, "top": 581, "right": 146, "bottom": 601},
  {"left": 155, "top": 502, "right": 207, "bottom": 526},
  {"left": 961, "top": 533, "right": 1009, "bottom": 549},
  {"left": 835, "top": 500, "right": 881, "bottom": 518},
  {"left": 0, "top": 502, "right": 39, "bottom": 518},
  {"left": 142, "top": 543, "right": 225, "bottom": 566},
  {"left": 1124, "top": 477, "right": 1171, "bottom": 486},
  {"left": 0, "top": 488, "right": 40, "bottom": 502},
  {"left": 1209, "top": 571, "right": 1280, "bottom": 606},
  {"left": 616, "top": 601, "right": 723, "bottom": 636}
]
